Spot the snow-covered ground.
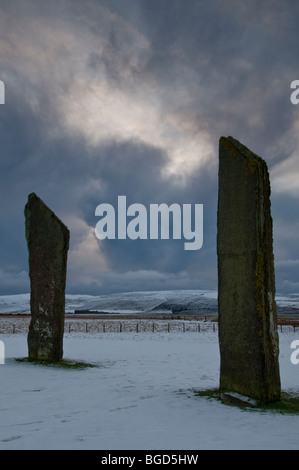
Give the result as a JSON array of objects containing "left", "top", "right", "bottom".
[{"left": 0, "top": 324, "right": 299, "bottom": 450}]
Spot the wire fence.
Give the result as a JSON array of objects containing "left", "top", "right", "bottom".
[
  {"left": 0, "top": 317, "right": 218, "bottom": 335},
  {"left": 0, "top": 316, "right": 299, "bottom": 335},
  {"left": 64, "top": 319, "right": 218, "bottom": 334}
]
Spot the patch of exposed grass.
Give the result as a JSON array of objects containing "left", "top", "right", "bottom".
[
  {"left": 16, "top": 357, "right": 97, "bottom": 369},
  {"left": 195, "top": 388, "right": 223, "bottom": 402},
  {"left": 259, "top": 393, "right": 299, "bottom": 415},
  {"left": 194, "top": 388, "right": 299, "bottom": 415}
]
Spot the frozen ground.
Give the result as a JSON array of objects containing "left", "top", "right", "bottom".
[{"left": 0, "top": 324, "right": 299, "bottom": 450}]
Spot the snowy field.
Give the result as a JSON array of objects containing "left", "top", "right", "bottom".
[{"left": 0, "top": 324, "right": 299, "bottom": 450}]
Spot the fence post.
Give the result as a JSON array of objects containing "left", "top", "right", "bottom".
[
  {"left": 152, "top": 322, "right": 155, "bottom": 332},
  {"left": 198, "top": 323, "right": 200, "bottom": 332},
  {"left": 120, "top": 323, "right": 122, "bottom": 333},
  {"left": 103, "top": 323, "right": 105, "bottom": 333}
]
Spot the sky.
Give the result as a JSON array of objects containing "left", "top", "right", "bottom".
[{"left": 1, "top": 0, "right": 299, "bottom": 296}]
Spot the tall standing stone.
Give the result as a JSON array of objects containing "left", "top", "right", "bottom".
[
  {"left": 217, "top": 136, "right": 281, "bottom": 403},
  {"left": 25, "top": 193, "right": 70, "bottom": 361}
]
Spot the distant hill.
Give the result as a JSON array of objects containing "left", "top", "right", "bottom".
[{"left": 0, "top": 290, "right": 299, "bottom": 315}]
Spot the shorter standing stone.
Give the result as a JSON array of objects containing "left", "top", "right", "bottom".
[{"left": 25, "top": 193, "right": 70, "bottom": 361}]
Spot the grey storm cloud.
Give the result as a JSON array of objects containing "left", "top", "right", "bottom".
[{"left": 0, "top": 0, "right": 299, "bottom": 294}]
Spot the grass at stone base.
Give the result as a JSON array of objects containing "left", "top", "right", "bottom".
[
  {"left": 16, "top": 357, "right": 97, "bottom": 370},
  {"left": 195, "top": 388, "right": 299, "bottom": 415}
]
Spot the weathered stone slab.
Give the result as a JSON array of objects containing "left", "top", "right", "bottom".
[
  {"left": 25, "top": 193, "right": 70, "bottom": 361},
  {"left": 217, "top": 136, "right": 281, "bottom": 403},
  {"left": 221, "top": 392, "right": 259, "bottom": 408}
]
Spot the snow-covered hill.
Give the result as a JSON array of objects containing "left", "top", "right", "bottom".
[{"left": 0, "top": 290, "right": 299, "bottom": 315}]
